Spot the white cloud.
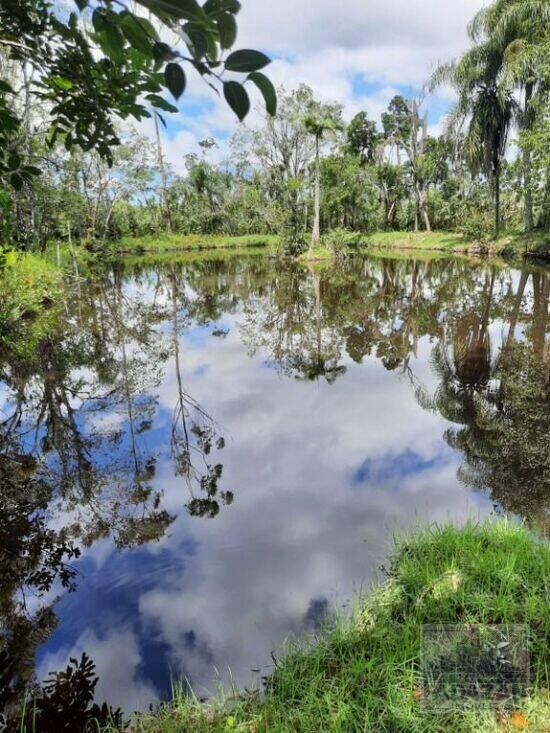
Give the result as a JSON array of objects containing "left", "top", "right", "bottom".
[
  {"left": 37, "top": 628, "right": 157, "bottom": 712},
  {"left": 237, "top": 0, "right": 484, "bottom": 56},
  {"left": 135, "top": 0, "right": 488, "bottom": 166}
]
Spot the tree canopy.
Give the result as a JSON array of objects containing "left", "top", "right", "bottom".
[{"left": 0, "top": 0, "right": 276, "bottom": 188}]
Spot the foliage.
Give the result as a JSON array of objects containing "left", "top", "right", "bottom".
[
  {"left": 0, "top": 0, "right": 275, "bottom": 188},
  {"left": 0, "top": 1, "right": 549, "bottom": 255},
  {"left": 0, "top": 250, "right": 63, "bottom": 338},
  {"left": 4, "top": 653, "right": 125, "bottom": 732},
  {"left": 432, "top": 0, "right": 550, "bottom": 235}
]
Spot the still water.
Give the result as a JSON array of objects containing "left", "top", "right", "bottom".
[{"left": 1, "top": 253, "right": 548, "bottom": 715}]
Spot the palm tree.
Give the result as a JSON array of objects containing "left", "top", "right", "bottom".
[
  {"left": 433, "top": 39, "right": 515, "bottom": 236},
  {"left": 470, "top": 0, "right": 550, "bottom": 231},
  {"left": 303, "top": 111, "right": 343, "bottom": 251},
  {"left": 467, "top": 85, "right": 515, "bottom": 236}
]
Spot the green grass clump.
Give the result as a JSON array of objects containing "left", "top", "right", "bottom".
[
  {"left": 0, "top": 249, "right": 64, "bottom": 341},
  {"left": 127, "top": 521, "right": 549, "bottom": 733}
]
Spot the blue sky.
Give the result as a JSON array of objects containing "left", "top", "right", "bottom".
[{"left": 138, "top": 0, "right": 488, "bottom": 173}]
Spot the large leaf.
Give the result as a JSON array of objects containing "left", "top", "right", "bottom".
[
  {"left": 136, "top": 0, "right": 205, "bottom": 21},
  {"left": 222, "top": 0, "right": 241, "bottom": 12},
  {"left": 223, "top": 81, "right": 249, "bottom": 121},
  {"left": 217, "top": 12, "right": 237, "bottom": 49},
  {"left": 10, "top": 172, "right": 24, "bottom": 191},
  {"left": 164, "top": 63, "right": 186, "bottom": 99},
  {"left": 225, "top": 49, "right": 270, "bottom": 72},
  {"left": 185, "top": 27, "right": 209, "bottom": 59},
  {"left": 120, "top": 13, "right": 154, "bottom": 57},
  {"left": 96, "top": 21, "right": 125, "bottom": 62},
  {"left": 153, "top": 41, "right": 177, "bottom": 63},
  {"left": 145, "top": 93, "right": 178, "bottom": 113},
  {"left": 135, "top": 16, "right": 159, "bottom": 41},
  {"left": 247, "top": 71, "right": 276, "bottom": 115}
]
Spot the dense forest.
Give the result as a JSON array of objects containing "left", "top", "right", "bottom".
[{"left": 0, "top": 0, "right": 549, "bottom": 255}]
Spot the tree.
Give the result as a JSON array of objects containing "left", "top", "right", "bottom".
[
  {"left": 303, "top": 108, "right": 343, "bottom": 249},
  {"left": 0, "top": 0, "right": 276, "bottom": 189},
  {"left": 471, "top": 0, "right": 550, "bottom": 231},
  {"left": 433, "top": 38, "right": 515, "bottom": 236},
  {"left": 382, "top": 95, "right": 432, "bottom": 231},
  {"left": 347, "top": 111, "right": 379, "bottom": 164}
]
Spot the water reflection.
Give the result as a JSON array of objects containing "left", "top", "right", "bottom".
[{"left": 0, "top": 253, "right": 548, "bottom": 718}]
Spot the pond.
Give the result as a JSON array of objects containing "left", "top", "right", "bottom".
[{"left": 0, "top": 252, "right": 548, "bottom": 717}]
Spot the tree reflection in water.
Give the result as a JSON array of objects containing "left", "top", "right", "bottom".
[{"left": 0, "top": 253, "right": 547, "bottom": 724}]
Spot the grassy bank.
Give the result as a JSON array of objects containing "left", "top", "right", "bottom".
[
  {"left": 299, "top": 230, "right": 550, "bottom": 262},
  {"left": 0, "top": 249, "right": 64, "bottom": 345},
  {"left": 128, "top": 521, "right": 549, "bottom": 733},
  {"left": 365, "top": 230, "right": 550, "bottom": 259}
]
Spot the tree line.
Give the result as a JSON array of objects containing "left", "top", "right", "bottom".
[{"left": 0, "top": 0, "right": 548, "bottom": 252}]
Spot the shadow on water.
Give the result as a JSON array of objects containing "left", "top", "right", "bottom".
[{"left": 0, "top": 253, "right": 548, "bottom": 724}]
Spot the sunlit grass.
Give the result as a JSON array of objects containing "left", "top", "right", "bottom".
[
  {"left": 123, "top": 520, "right": 550, "bottom": 733},
  {"left": 0, "top": 249, "right": 64, "bottom": 342},
  {"left": 299, "top": 229, "right": 549, "bottom": 261}
]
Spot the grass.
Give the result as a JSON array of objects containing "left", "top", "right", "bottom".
[
  {"left": 103, "top": 233, "right": 278, "bottom": 255},
  {"left": 0, "top": 249, "right": 64, "bottom": 345},
  {"left": 300, "top": 230, "right": 550, "bottom": 262},
  {"left": 125, "top": 520, "right": 549, "bottom": 733},
  {"left": 364, "top": 231, "right": 476, "bottom": 251}
]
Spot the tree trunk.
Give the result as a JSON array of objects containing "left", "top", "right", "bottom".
[
  {"left": 494, "top": 164, "right": 501, "bottom": 237},
  {"left": 416, "top": 182, "right": 431, "bottom": 232},
  {"left": 523, "top": 83, "right": 534, "bottom": 232},
  {"left": 154, "top": 111, "right": 172, "bottom": 234},
  {"left": 311, "top": 135, "right": 320, "bottom": 250}
]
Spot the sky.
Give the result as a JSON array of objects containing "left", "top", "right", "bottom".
[{"left": 138, "top": 0, "right": 489, "bottom": 174}]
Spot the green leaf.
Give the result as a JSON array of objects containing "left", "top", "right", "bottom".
[
  {"left": 7, "top": 153, "right": 21, "bottom": 171},
  {"left": 146, "top": 94, "right": 178, "bottom": 113},
  {"left": 136, "top": 16, "right": 159, "bottom": 40},
  {"left": 48, "top": 76, "right": 74, "bottom": 91},
  {"left": 96, "top": 22, "right": 125, "bottom": 61},
  {"left": 10, "top": 172, "right": 23, "bottom": 191},
  {"left": 153, "top": 41, "right": 176, "bottom": 63},
  {"left": 223, "top": 81, "right": 249, "bottom": 121},
  {"left": 225, "top": 49, "right": 270, "bottom": 72},
  {"left": 120, "top": 13, "right": 153, "bottom": 57},
  {"left": 136, "top": 0, "right": 205, "bottom": 21},
  {"left": 0, "top": 109, "right": 19, "bottom": 131},
  {"left": 164, "top": 63, "right": 186, "bottom": 99},
  {"left": 0, "top": 80, "right": 14, "bottom": 94},
  {"left": 221, "top": 0, "right": 241, "bottom": 12},
  {"left": 74, "top": 0, "right": 88, "bottom": 10},
  {"left": 247, "top": 71, "right": 276, "bottom": 115},
  {"left": 217, "top": 12, "right": 236, "bottom": 49},
  {"left": 21, "top": 166, "right": 42, "bottom": 176},
  {"left": 203, "top": 0, "right": 222, "bottom": 13},
  {"left": 92, "top": 9, "right": 107, "bottom": 33},
  {"left": 186, "top": 27, "right": 208, "bottom": 58}
]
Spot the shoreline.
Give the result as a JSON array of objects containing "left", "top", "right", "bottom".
[
  {"left": 1, "top": 231, "right": 548, "bottom": 340},
  {"left": 128, "top": 521, "right": 549, "bottom": 733}
]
